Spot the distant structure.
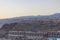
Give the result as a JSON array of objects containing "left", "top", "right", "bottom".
[
  {"left": 8, "top": 31, "right": 44, "bottom": 40},
  {"left": 7, "top": 31, "right": 60, "bottom": 40}
]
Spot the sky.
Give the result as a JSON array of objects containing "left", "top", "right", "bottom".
[{"left": 0, "top": 0, "right": 60, "bottom": 19}]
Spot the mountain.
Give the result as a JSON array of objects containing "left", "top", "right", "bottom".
[
  {"left": 0, "top": 13, "right": 60, "bottom": 38},
  {"left": 49, "top": 13, "right": 60, "bottom": 18},
  {"left": 0, "top": 13, "right": 60, "bottom": 28},
  {"left": 1, "top": 16, "right": 60, "bottom": 31}
]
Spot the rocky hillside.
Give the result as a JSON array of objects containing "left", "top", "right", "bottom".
[
  {"left": 0, "top": 13, "right": 60, "bottom": 38},
  {"left": 1, "top": 19, "right": 60, "bottom": 31},
  {"left": 0, "top": 13, "right": 60, "bottom": 28}
]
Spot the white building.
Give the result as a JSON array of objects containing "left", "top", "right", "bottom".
[{"left": 8, "top": 31, "right": 43, "bottom": 40}]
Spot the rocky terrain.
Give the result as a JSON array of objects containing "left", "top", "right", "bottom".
[
  {"left": 0, "top": 13, "right": 60, "bottom": 38},
  {"left": 1, "top": 19, "right": 60, "bottom": 31},
  {"left": 0, "top": 13, "right": 60, "bottom": 28}
]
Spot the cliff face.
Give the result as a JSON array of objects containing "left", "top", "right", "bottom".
[
  {"left": 1, "top": 19, "right": 60, "bottom": 31},
  {"left": 1, "top": 23, "right": 17, "bottom": 31}
]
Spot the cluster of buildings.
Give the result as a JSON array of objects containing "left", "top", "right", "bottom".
[
  {"left": 7, "top": 31, "right": 60, "bottom": 40},
  {"left": 0, "top": 31, "right": 60, "bottom": 40},
  {"left": 8, "top": 31, "right": 43, "bottom": 40}
]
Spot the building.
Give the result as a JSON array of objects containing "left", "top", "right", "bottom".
[
  {"left": 8, "top": 31, "right": 44, "bottom": 40},
  {"left": 6, "top": 31, "right": 60, "bottom": 40}
]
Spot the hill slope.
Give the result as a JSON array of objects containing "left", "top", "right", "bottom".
[
  {"left": 0, "top": 13, "right": 60, "bottom": 28},
  {"left": 1, "top": 19, "right": 60, "bottom": 31}
]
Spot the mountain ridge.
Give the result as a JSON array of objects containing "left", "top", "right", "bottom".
[{"left": 0, "top": 13, "right": 60, "bottom": 28}]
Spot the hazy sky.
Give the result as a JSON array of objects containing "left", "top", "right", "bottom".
[{"left": 0, "top": 0, "right": 60, "bottom": 19}]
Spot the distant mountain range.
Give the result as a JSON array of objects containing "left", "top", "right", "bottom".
[{"left": 0, "top": 13, "right": 60, "bottom": 28}]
